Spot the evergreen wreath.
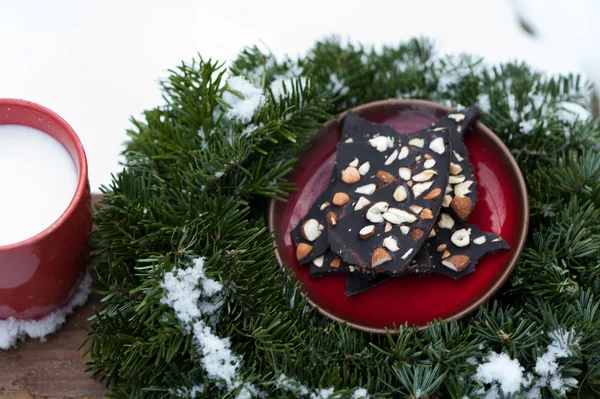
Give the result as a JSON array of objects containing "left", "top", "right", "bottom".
[{"left": 84, "top": 38, "right": 600, "bottom": 398}]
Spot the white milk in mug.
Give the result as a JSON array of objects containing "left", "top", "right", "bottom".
[{"left": 0, "top": 125, "right": 78, "bottom": 246}]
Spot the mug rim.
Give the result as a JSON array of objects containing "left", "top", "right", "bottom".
[{"left": 0, "top": 98, "right": 88, "bottom": 251}]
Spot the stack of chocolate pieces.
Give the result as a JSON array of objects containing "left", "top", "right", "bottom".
[{"left": 292, "top": 107, "right": 510, "bottom": 296}]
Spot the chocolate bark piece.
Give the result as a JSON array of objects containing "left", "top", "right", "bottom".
[
  {"left": 434, "top": 107, "right": 481, "bottom": 220},
  {"left": 328, "top": 126, "right": 452, "bottom": 275},
  {"left": 423, "top": 108, "right": 508, "bottom": 278},
  {"left": 428, "top": 217, "right": 510, "bottom": 279},
  {"left": 344, "top": 246, "right": 433, "bottom": 296},
  {"left": 341, "top": 108, "right": 481, "bottom": 221},
  {"left": 291, "top": 175, "right": 340, "bottom": 264}
]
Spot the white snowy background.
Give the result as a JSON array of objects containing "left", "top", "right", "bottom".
[{"left": 0, "top": 0, "right": 596, "bottom": 192}]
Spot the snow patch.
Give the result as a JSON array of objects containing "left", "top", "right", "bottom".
[
  {"left": 235, "top": 382, "right": 263, "bottom": 399},
  {"left": 0, "top": 272, "right": 92, "bottom": 349},
  {"left": 478, "top": 93, "right": 491, "bottom": 113},
  {"left": 526, "top": 329, "right": 580, "bottom": 398},
  {"left": 328, "top": 73, "right": 350, "bottom": 96},
  {"left": 162, "top": 258, "right": 238, "bottom": 387},
  {"left": 558, "top": 101, "right": 592, "bottom": 124},
  {"left": 352, "top": 388, "right": 369, "bottom": 398},
  {"left": 520, "top": 119, "right": 537, "bottom": 134},
  {"left": 482, "top": 384, "right": 500, "bottom": 399},
  {"left": 176, "top": 385, "right": 204, "bottom": 398},
  {"left": 162, "top": 258, "right": 266, "bottom": 398},
  {"left": 276, "top": 374, "right": 369, "bottom": 398},
  {"left": 223, "top": 76, "right": 265, "bottom": 123},
  {"left": 236, "top": 55, "right": 278, "bottom": 86},
  {"left": 476, "top": 352, "right": 524, "bottom": 395},
  {"left": 476, "top": 329, "right": 580, "bottom": 398},
  {"left": 276, "top": 374, "right": 310, "bottom": 396},
  {"left": 507, "top": 94, "right": 519, "bottom": 120},
  {"left": 270, "top": 65, "right": 308, "bottom": 99},
  {"left": 310, "top": 387, "right": 336, "bottom": 399},
  {"left": 192, "top": 321, "right": 239, "bottom": 386},
  {"left": 241, "top": 123, "right": 263, "bottom": 137},
  {"left": 161, "top": 258, "right": 222, "bottom": 327},
  {"left": 395, "top": 60, "right": 408, "bottom": 73},
  {"left": 198, "top": 127, "right": 209, "bottom": 149}
]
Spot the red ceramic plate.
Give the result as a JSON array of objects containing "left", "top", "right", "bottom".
[{"left": 269, "top": 99, "right": 529, "bottom": 333}]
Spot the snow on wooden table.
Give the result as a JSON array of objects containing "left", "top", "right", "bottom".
[{"left": 0, "top": 195, "right": 108, "bottom": 399}]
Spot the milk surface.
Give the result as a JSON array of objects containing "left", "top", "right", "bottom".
[{"left": 0, "top": 125, "right": 78, "bottom": 246}]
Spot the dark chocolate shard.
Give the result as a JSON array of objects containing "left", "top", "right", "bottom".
[
  {"left": 328, "top": 126, "right": 452, "bottom": 275},
  {"left": 428, "top": 218, "right": 510, "bottom": 279},
  {"left": 344, "top": 246, "right": 433, "bottom": 296},
  {"left": 424, "top": 107, "right": 506, "bottom": 279},
  {"left": 433, "top": 107, "right": 481, "bottom": 220},
  {"left": 291, "top": 175, "right": 339, "bottom": 264},
  {"left": 341, "top": 108, "right": 481, "bottom": 221}
]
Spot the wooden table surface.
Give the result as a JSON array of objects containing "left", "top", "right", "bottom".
[{"left": 0, "top": 195, "right": 108, "bottom": 399}]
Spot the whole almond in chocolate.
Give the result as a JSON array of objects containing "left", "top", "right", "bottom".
[
  {"left": 376, "top": 170, "right": 396, "bottom": 185},
  {"left": 332, "top": 192, "right": 351, "bottom": 206},
  {"left": 296, "top": 243, "right": 313, "bottom": 261},
  {"left": 450, "top": 196, "right": 472, "bottom": 220},
  {"left": 341, "top": 166, "right": 361, "bottom": 184}
]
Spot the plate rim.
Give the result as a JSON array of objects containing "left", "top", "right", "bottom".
[{"left": 268, "top": 98, "right": 529, "bottom": 334}]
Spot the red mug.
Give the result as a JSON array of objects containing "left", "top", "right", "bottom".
[{"left": 0, "top": 99, "right": 92, "bottom": 320}]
